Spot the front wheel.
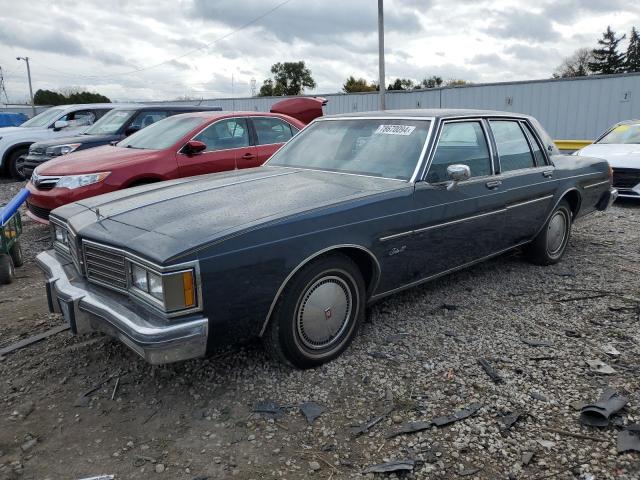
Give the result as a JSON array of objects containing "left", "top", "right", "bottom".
[
  {"left": 0, "top": 254, "right": 15, "bottom": 284},
  {"left": 525, "top": 199, "right": 572, "bottom": 265},
  {"left": 265, "top": 253, "right": 365, "bottom": 369},
  {"left": 9, "top": 240, "right": 24, "bottom": 268},
  {"left": 7, "top": 147, "right": 29, "bottom": 180}
]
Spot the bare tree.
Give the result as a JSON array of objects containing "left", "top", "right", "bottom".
[{"left": 553, "top": 48, "right": 594, "bottom": 78}]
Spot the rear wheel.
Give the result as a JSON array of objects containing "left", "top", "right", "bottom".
[
  {"left": 9, "top": 240, "right": 24, "bottom": 268},
  {"left": 525, "top": 199, "right": 572, "bottom": 265},
  {"left": 7, "top": 147, "right": 29, "bottom": 180},
  {"left": 0, "top": 254, "right": 15, "bottom": 284},
  {"left": 265, "top": 253, "right": 365, "bottom": 369}
]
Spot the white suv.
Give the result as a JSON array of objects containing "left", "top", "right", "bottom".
[{"left": 0, "top": 103, "right": 117, "bottom": 179}]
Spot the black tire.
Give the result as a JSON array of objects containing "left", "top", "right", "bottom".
[
  {"left": 265, "top": 253, "right": 365, "bottom": 369},
  {"left": 0, "top": 254, "right": 15, "bottom": 285},
  {"left": 525, "top": 199, "right": 572, "bottom": 265},
  {"left": 7, "top": 147, "right": 29, "bottom": 180},
  {"left": 9, "top": 240, "right": 24, "bottom": 268}
]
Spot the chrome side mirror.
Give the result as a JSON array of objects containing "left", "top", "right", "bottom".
[
  {"left": 53, "top": 120, "right": 69, "bottom": 131},
  {"left": 446, "top": 164, "right": 470, "bottom": 191}
]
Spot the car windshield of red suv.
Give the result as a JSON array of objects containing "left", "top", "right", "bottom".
[{"left": 117, "top": 115, "right": 206, "bottom": 150}]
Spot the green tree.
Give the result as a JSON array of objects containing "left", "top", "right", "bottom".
[
  {"left": 627, "top": 26, "right": 640, "bottom": 73},
  {"left": 421, "top": 76, "right": 443, "bottom": 88},
  {"left": 589, "top": 26, "right": 626, "bottom": 74},
  {"left": 387, "top": 78, "right": 415, "bottom": 90},
  {"left": 33, "top": 88, "right": 111, "bottom": 105},
  {"left": 342, "top": 76, "right": 377, "bottom": 93},
  {"left": 258, "top": 61, "right": 316, "bottom": 96},
  {"left": 445, "top": 79, "right": 469, "bottom": 87},
  {"left": 553, "top": 48, "right": 594, "bottom": 78}
]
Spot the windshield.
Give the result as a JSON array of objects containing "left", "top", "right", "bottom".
[
  {"left": 20, "top": 108, "right": 66, "bottom": 128},
  {"left": 598, "top": 123, "right": 640, "bottom": 144},
  {"left": 85, "top": 109, "right": 136, "bottom": 135},
  {"left": 267, "top": 118, "right": 431, "bottom": 180},
  {"left": 117, "top": 115, "right": 206, "bottom": 150}
]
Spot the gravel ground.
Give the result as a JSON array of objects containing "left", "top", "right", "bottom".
[{"left": 0, "top": 178, "right": 639, "bottom": 480}]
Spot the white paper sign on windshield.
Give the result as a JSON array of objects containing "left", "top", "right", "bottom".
[{"left": 374, "top": 124, "right": 416, "bottom": 136}]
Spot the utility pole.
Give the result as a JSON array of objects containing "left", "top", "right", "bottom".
[
  {"left": 377, "top": 0, "right": 386, "bottom": 111},
  {"left": 0, "top": 67, "right": 9, "bottom": 104},
  {"left": 16, "top": 56, "right": 35, "bottom": 117}
]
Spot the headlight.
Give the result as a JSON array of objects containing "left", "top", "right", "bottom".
[
  {"left": 55, "top": 172, "right": 110, "bottom": 190},
  {"left": 45, "top": 143, "right": 81, "bottom": 156},
  {"left": 129, "top": 263, "right": 196, "bottom": 312},
  {"left": 51, "top": 223, "right": 70, "bottom": 251}
]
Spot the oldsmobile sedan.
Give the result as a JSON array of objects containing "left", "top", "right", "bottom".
[{"left": 36, "top": 109, "right": 617, "bottom": 368}]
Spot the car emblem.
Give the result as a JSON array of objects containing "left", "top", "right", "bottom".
[
  {"left": 31, "top": 171, "right": 40, "bottom": 186},
  {"left": 324, "top": 308, "right": 332, "bottom": 319}
]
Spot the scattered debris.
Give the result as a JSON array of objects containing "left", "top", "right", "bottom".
[
  {"left": 385, "top": 332, "right": 410, "bottom": 343},
  {"left": 308, "top": 460, "right": 321, "bottom": 471},
  {"left": 253, "top": 400, "right": 284, "bottom": 419},
  {"left": 77, "top": 476, "right": 115, "bottom": 480},
  {"left": 542, "top": 427, "right": 608, "bottom": 442},
  {"left": 299, "top": 401, "right": 325, "bottom": 424},
  {"left": 530, "top": 391, "right": 548, "bottom": 402},
  {"left": 21, "top": 437, "right": 38, "bottom": 452},
  {"left": 110, "top": 377, "right": 120, "bottom": 401},
  {"left": 351, "top": 405, "right": 394, "bottom": 436},
  {"left": 74, "top": 374, "right": 118, "bottom": 408},
  {"left": 617, "top": 424, "right": 640, "bottom": 453},
  {"left": 565, "top": 330, "right": 583, "bottom": 338},
  {"left": 367, "top": 351, "right": 397, "bottom": 362},
  {"left": 536, "top": 439, "right": 556, "bottom": 449},
  {"left": 386, "top": 421, "right": 432, "bottom": 439},
  {"left": 581, "top": 389, "right": 629, "bottom": 427},
  {"left": 362, "top": 459, "right": 415, "bottom": 474},
  {"left": 585, "top": 359, "right": 616, "bottom": 375},
  {"left": 500, "top": 412, "right": 522, "bottom": 431},
  {"left": 478, "top": 358, "right": 504, "bottom": 384},
  {"left": 10, "top": 400, "right": 35, "bottom": 420},
  {"left": 0, "top": 324, "right": 70, "bottom": 357},
  {"left": 432, "top": 403, "right": 482, "bottom": 427},
  {"left": 458, "top": 465, "right": 482, "bottom": 476},
  {"left": 602, "top": 344, "right": 621, "bottom": 357},
  {"left": 522, "top": 338, "right": 554, "bottom": 347},
  {"left": 522, "top": 452, "right": 535, "bottom": 466}
]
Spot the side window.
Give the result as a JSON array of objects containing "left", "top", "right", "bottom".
[
  {"left": 130, "top": 110, "right": 170, "bottom": 130},
  {"left": 490, "top": 120, "right": 535, "bottom": 172},
  {"left": 522, "top": 123, "right": 547, "bottom": 166},
  {"left": 193, "top": 118, "right": 250, "bottom": 152},
  {"left": 253, "top": 117, "right": 294, "bottom": 145},
  {"left": 93, "top": 109, "right": 109, "bottom": 120},
  {"left": 63, "top": 110, "right": 96, "bottom": 126},
  {"left": 426, "top": 121, "right": 492, "bottom": 183}
]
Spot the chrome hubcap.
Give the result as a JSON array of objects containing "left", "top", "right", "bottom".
[
  {"left": 296, "top": 275, "right": 352, "bottom": 350},
  {"left": 547, "top": 211, "right": 567, "bottom": 255}
]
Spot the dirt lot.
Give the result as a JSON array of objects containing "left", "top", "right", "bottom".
[{"left": 1, "top": 179, "right": 639, "bottom": 480}]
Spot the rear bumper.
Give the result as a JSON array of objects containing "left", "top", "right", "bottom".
[
  {"left": 36, "top": 250, "right": 209, "bottom": 364},
  {"left": 596, "top": 187, "right": 618, "bottom": 211}
]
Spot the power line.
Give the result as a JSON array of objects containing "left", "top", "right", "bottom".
[
  {"left": 32, "top": 0, "right": 294, "bottom": 81},
  {"left": 0, "top": 67, "right": 10, "bottom": 103}
]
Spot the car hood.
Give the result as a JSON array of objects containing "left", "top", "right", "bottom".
[
  {"left": 31, "top": 134, "right": 119, "bottom": 150},
  {"left": 0, "top": 126, "right": 29, "bottom": 136},
  {"left": 53, "top": 167, "right": 404, "bottom": 264},
  {"left": 578, "top": 144, "right": 640, "bottom": 169},
  {"left": 36, "top": 145, "right": 164, "bottom": 174}
]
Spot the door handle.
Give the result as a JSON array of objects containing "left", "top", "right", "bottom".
[
  {"left": 485, "top": 180, "right": 502, "bottom": 189},
  {"left": 241, "top": 153, "right": 256, "bottom": 160},
  {"left": 542, "top": 170, "right": 553, "bottom": 178}
]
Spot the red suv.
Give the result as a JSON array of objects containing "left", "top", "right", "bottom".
[{"left": 26, "top": 98, "right": 325, "bottom": 223}]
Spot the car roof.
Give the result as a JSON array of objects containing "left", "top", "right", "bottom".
[
  {"left": 170, "top": 111, "right": 292, "bottom": 119},
  {"left": 107, "top": 104, "right": 223, "bottom": 112},
  {"left": 324, "top": 108, "right": 532, "bottom": 120}
]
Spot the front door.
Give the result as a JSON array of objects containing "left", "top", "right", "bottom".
[
  {"left": 176, "top": 117, "right": 257, "bottom": 177},
  {"left": 403, "top": 119, "right": 507, "bottom": 282}
]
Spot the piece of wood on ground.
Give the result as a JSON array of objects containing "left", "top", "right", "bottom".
[{"left": 0, "top": 324, "right": 70, "bottom": 357}]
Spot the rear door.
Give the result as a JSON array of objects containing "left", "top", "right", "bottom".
[
  {"left": 488, "top": 119, "right": 556, "bottom": 246},
  {"left": 403, "top": 119, "right": 507, "bottom": 281},
  {"left": 250, "top": 116, "right": 298, "bottom": 165},
  {"left": 176, "top": 117, "right": 257, "bottom": 177}
]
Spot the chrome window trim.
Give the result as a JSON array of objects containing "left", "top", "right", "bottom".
[
  {"left": 420, "top": 118, "right": 495, "bottom": 183},
  {"left": 258, "top": 244, "right": 381, "bottom": 337},
  {"left": 507, "top": 194, "right": 554, "bottom": 208},
  {"left": 487, "top": 119, "right": 538, "bottom": 173},
  {"left": 80, "top": 239, "right": 203, "bottom": 319},
  {"left": 266, "top": 116, "right": 436, "bottom": 184},
  {"left": 178, "top": 116, "right": 251, "bottom": 155}
]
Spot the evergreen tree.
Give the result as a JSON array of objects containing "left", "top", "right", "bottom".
[
  {"left": 627, "top": 26, "right": 640, "bottom": 73},
  {"left": 589, "top": 26, "right": 626, "bottom": 74}
]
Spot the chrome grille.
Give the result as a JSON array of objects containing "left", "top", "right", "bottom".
[
  {"left": 83, "top": 242, "right": 128, "bottom": 291},
  {"left": 29, "top": 147, "right": 45, "bottom": 156},
  {"left": 32, "top": 174, "right": 60, "bottom": 191}
]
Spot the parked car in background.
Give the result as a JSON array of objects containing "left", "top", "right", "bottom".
[
  {"left": 36, "top": 109, "right": 616, "bottom": 368},
  {"left": 25, "top": 97, "right": 326, "bottom": 223},
  {"left": 17, "top": 105, "right": 223, "bottom": 178},
  {"left": 574, "top": 120, "right": 640, "bottom": 199},
  {"left": 0, "top": 104, "right": 116, "bottom": 179},
  {"left": 0, "top": 112, "right": 28, "bottom": 128}
]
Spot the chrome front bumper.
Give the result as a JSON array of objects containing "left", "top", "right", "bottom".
[
  {"left": 36, "top": 250, "right": 209, "bottom": 364},
  {"left": 597, "top": 187, "right": 618, "bottom": 210}
]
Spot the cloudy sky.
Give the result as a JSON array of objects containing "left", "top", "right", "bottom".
[{"left": 0, "top": 0, "right": 638, "bottom": 102}]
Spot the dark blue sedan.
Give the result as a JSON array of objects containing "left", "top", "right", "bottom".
[{"left": 37, "top": 109, "right": 617, "bottom": 368}]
